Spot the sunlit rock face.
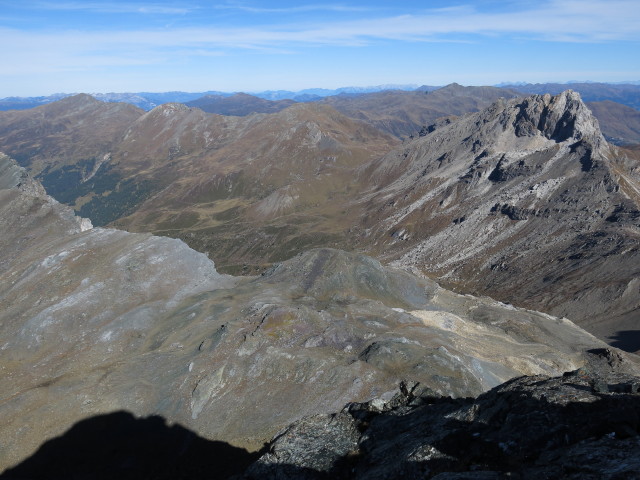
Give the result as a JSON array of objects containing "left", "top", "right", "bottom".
[{"left": 0, "top": 153, "right": 631, "bottom": 473}]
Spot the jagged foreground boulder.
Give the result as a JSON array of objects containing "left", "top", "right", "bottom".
[
  {"left": 357, "top": 91, "right": 640, "bottom": 348},
  {"left": 0, "top": 153, "right": 631, "bottom": 473},
  {"left": 245, "top": 348, "right": 640, "bottom": 479}
]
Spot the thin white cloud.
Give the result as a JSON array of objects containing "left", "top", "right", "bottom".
[
  {"left": 8, "top": 1, "right": 640, "bottom": 43},
  {"left": 28, "top": 1, "right": 193, "bottom": 14},
  {"left": 212, "top": 2, "right": 371, "bottom": 14},
  {"left": 0, "top": 0, "right": 638, "bottom": 76}
]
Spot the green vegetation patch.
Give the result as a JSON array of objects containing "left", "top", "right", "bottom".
[
  {"left": 33, "top": 160, "right": 162, "bottom": 227},
  {"left": 39, "top": 158, "right": 117, "bottom": 204},
  {"left": 78, "top": 177, "right": 157, "bottom": 226}
]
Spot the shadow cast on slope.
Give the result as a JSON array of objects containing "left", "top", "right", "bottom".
[
  {"left": 1, "top": 411, "right": 261, "bottom": 480},
  {"left": 608, "top": 330, "right": 640, "bottom": 353}
]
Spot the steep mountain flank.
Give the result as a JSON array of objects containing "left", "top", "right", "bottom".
[
  {"left": 0, "top": 94, "right": 144, "bottom": 174},
  {"left": 356, "top": 91, "right": 640, "bottom": 350},
  {"left": 318, "top": 83, "right": 521, "bottom": 138},
  {"left": 0, "top": 154, "right": 623, "bottom": 473},
  {"left": 0, "top": 95, "right": 147, "bottom": 224}
]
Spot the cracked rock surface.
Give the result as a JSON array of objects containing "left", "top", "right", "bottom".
[{"left": 245, "top": 348, "right": 640, "bottom": 479}]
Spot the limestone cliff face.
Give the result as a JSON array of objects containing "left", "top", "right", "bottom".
[
  {"left": 357, "top": 91, "right": 639, "bottom": 348},
  {"left": 0, "top": 153, "right": 625, "bottom": 473}
]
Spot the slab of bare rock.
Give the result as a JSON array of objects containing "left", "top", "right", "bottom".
[{"left": 245, "top": 354, "right": 640, "bottom": 479}]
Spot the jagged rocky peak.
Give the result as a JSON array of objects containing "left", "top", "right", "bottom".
[
  {"left": 367, "top": 90, "right": 607, "bottom": 186},
  {"left": 413, "top": 90, "right": 605, "bottom": 159},
  {"left": 509, "top": 90, "right": 604, "bottom": 144},
  {"left": 359, "top": 88, "right": 638, "bottom": 351}
]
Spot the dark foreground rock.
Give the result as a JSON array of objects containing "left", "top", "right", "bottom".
[{"left": 244, "top": 348, "right": 640, "bottom": 479}]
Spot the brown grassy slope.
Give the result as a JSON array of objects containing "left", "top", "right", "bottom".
[
  {"left": 0, "top": 94, "right": 144, "bottom": 174},
  {"left": 109, "top": 103, "right": 399, "bottom": 271},
  {"left": 186, "top": 92, "right": 296, "bottom": 115}
]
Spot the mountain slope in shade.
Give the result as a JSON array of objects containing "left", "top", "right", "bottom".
[
  {"left": 186, "top": 93, "right": 297, "bottom": 115},
  {"left": 355, "top": 91, "right": 640, "bottom": 351},
  {"left": 0, "top": 153, "right": 624, "bottom": 473},
  {"left": 318, "top": 83, "right": 521, "bottom": 138}
]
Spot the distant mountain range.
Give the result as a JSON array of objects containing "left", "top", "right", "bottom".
[
  {"left": 3, "top": 82, "right": 640, "bottom": 145},
  {"left": 0, "top": 84, "right": 425, "bottom": 111},
  {"left": 2, "top": 81, "right": 639, "bottom": 111}
]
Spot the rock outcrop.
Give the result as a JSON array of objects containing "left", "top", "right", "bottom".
[{"left": 246, "top": 348, "right": 640, "bottom": 479}]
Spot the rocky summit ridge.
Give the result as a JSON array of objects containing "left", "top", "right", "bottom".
[
  {"left": 356, "top": 90, "right": 640, "bottom": 349},
  {"left": 1, "top": 153, "right": 637, "bottom": 475}
]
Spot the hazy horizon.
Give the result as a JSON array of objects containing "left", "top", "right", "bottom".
[{"left": 4, "top": 80, "right": 640, "bottom": 100}]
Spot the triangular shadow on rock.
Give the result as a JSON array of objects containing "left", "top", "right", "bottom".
[{"left": 1, "top": 411, "right": 262, "bottom": 480}]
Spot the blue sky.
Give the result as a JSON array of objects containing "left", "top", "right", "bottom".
[{"left": 1, "top": 0, "right": 639, "bottom": 96}]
